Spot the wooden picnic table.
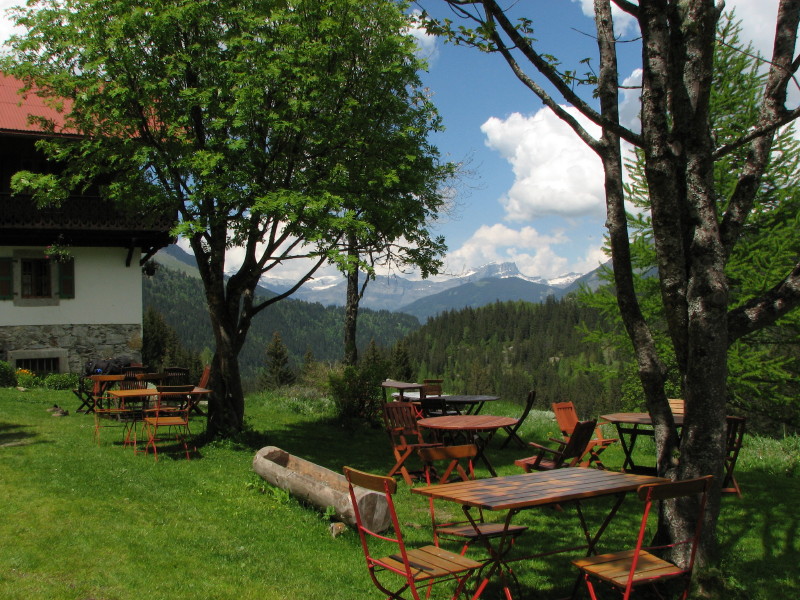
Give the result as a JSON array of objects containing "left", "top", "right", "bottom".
[
  {"left": 412, "top": 468, "right": 667, "bottom": 599},
  {"left": 417, "top": 414, "right": 517, "bottom": 477}
]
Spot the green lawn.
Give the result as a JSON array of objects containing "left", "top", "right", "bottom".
[{"left": 0, "top": 388, "right": 797, "bottom": 599}]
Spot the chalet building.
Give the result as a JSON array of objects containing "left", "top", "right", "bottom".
[{"left": 0, "top": 74, "right": 174, "bottom": 374}]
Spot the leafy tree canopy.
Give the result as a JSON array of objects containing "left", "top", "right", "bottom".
[{"left": 2, "top": 0, "right": 450, "bottom": 435}]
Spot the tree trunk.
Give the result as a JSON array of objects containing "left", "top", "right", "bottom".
[{"left": 344, "top": 253, "right": 360, "bottom": 366}]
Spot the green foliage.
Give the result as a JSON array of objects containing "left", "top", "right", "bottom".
[
  {"left": 143, "top": 265, "right": 420, "bottom": 384},
  {"left": 142, "top": 306, "right": 204, "bottom": 381},
  {"left": 3, "top": 0, "right": 449, "bottom": 435},
  {"left": 261, "top": 332, "right": 296, "bottom": 390},
  {"left": 327, "top": 362, "right": 384, "bottom": 424},
  {"left": 43, "top": 372, "right": 79, "bottom": 390},
  {"left": 578, "top": 14, "right": 800, "bottom": 431},
  {"left": 0, "top": 361, "right": 16, "bottom": 387},
  {"left": 15, "top": 369, "right": 41, "bottom": 388},
  {"left": 402, "top": 297, "right": 623, "bottom": 416}
]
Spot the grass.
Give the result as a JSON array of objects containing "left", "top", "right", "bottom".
[{"left": 1, "top": 387, "right": 798, "bottom": 599}]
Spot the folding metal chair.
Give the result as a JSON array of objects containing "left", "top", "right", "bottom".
[
  {"left": 343, "top": 466, "right": 482, "bottom": 600},
  {"left": 382, "top": 402, "right": 441, "bottom": 485},
  {"left": 552, "top": 401, "right": 617, "bottom": 468},
  {"left": 515, "top": 419, "right": 598, "bottom": 472},
  {"left": 573, "top": 475, "right": 713, "bottom": 600}
]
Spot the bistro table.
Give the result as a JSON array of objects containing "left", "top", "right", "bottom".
[
  {"left": 411, "top": 468, "right": 666, "bottom": 600},
  {"left": 440, "top": 395, "right": 500, "bottom": 415},
  {"left": 417, "top": 414, "right": 518, "bottom": 477},
  {"left": 105, "top": 388, "right": 160, "bottom": 450},
  {"left": 600, "top": 412, "right": 685, "bottom": 473}
]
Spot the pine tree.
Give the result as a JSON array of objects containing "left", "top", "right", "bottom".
[{"left": 262, "top": 332, "right": 295, "bottom": 390}]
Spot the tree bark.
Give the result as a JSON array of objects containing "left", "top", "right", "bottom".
[{"left": 344, "top": 243, "right": 360, "bottom": 366}]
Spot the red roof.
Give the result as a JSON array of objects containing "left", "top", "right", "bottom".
[{"left": 0, "top": 73, "right": 74, "bottom": 135}]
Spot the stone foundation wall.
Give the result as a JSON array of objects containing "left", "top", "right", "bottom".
[{"left": 0, "top": 323, "right": 142, "bottom": 373}]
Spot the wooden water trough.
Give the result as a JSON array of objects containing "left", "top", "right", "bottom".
[{"left": 252, "top": 446, "right": 391, "bottom": 533}]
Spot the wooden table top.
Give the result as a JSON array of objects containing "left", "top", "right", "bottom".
[
  {"left": 411, "top": 468, "right": 667, "bottom": 511},
  {"left": 601, "top": 412, "right": 685, "bottom": 426},
  {"left": 381, "top": 379, "right": 425, "bottom": 391},
  {"left": 417, "top": 414, "right": 517, "bottom": 431}
]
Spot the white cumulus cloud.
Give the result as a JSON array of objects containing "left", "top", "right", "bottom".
[{"left": 481, "top": 108, "right": 605, "bottom": 221}]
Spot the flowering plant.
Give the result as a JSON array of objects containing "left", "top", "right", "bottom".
[{"left": 44, "top": 236, "right": 71, "bottom": 262}]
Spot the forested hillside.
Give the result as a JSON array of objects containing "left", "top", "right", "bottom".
[
  {"left": 143, "top": 266, "right": 420, "bottom": 383},
  {"left": 402, "top": 297, "right": 623, "bottom": 417}
]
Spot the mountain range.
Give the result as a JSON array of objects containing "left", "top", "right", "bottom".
[{"left": 154, "top": 244, "right": 607, "bottom": 321}]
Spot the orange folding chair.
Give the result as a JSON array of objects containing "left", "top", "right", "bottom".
[
  {"left": 552, "top": 401, "right": 617, "bottom": 468},
  {"left": 573, "top": 475, "right": 713, "bottom": 600},
  {"left": 382, "top": 402, "right": 441, "bottom": 485},
  {"left": 142, "top": 385, "right": 198, "bottom": 461},
  {"left": 343, "top": 467, "right": 482, "bottom": 600},
  {"left": 418, "top": 444, "right": 527, "bottom": 556},
  {"left": 515, "top": 419, "right": 598, "bottom": 472}
]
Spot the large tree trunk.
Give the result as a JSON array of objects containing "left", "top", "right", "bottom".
[{"left": 343, "top": 245, "right": 360, "bottom": 366}]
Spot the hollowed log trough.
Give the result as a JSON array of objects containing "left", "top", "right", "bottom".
[{"left": 252, "top": 446, "right": 390, "bottom": 533}]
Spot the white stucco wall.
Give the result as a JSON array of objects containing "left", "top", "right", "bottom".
[{"left": 0, "top": 246, "right": 143, "bottom": 326}]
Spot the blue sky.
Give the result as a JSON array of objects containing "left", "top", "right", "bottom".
[{"left": 0, "top": 0, "right": 783, "bottom": 281}]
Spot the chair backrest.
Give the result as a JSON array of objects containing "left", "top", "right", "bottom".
[
  {"left": 668, "top": 398, "right": 685, "bottom": 416},
  {"left": 422, "top": 379, "right": 444, "bottom": 398},
  {"left": 197, "top": 364, "right": 211, "bottom": 388},
  {"left": 164, "top": 366, "right": 190, "bottom": 385},
  {"left": 118, "top": 366, "right": 147, "bottom": 390},
  {"left": 560, "top": 419, "right": 598, "bottom": 465},
  {"left": 155, "top": 384, "right": 195, "bottom": 413},
  {"left": 343, "top": 467, "right": 410, "bottom": 589},
  {"left": 418, "top": 444, "right": 477, "bottom": 484},
  {"left": 552, "top": 400, "right": 579, "bottom": 436},
  {"left": 628, "top": 475, "right": 713, "bottom": 596},
  {"left": 383, "top": 402, "right": 424, "bottom": 444},
  {"left": 419, "top": 396, "right": 448, "bottom": 418}
]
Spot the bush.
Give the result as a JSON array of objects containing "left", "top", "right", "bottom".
[
  {"left": 15, "top": 368, "right": 41, "bottom": 388},
  {"left": 328, "top": 363, "right": 384, "bottom": 424},
  {"left": 0, "top": 361, "right": 16, "bottom": 387},
  {"left": 43, "top": 372, "right": 80, "bottom": 390}
]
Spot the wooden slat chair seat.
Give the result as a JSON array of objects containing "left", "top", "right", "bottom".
[
  {"left": 383, "top": 402, "right": 442, "bottom": 485},
  {"left": 573, "top": 475, "right": 713, "bottom": 600},
  {"left": 344, "top": 467, "right": 481, "bottom": 600},
  {"left": 552, "top": 401, "right": 617, "bottom": 468},
  {"left": 515, "top": 419, "right": 598, "bottom": 472},
  {"left": 418, "top": 444, "right": 527, "bottom": 556}
]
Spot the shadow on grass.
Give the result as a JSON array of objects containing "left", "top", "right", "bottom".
[{"left": 0, "top": 421, "right": 41, "bottom": 447}]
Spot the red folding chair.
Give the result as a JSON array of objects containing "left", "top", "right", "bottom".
[
  {"left": 343, "top": 466, "right": 481, "bottom": 600},
  {"left": 573, "top": 475, "right": 713, "bottom": 600},
  {"left": 382, "top": 402, "right": 441, "bottom": 485}
]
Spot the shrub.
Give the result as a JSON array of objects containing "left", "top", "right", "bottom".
[
  {"left": 0, "top": 361, "right": 16, "bottom": 387},
  {"left": 15, "top": 368, "right": 41, "bottom": 388},
  {"left": 328, "top": 363, "right": 383, "bottom": 424},
  {"left": 43, "top": 372, "right": 80, "bottom": 390}
]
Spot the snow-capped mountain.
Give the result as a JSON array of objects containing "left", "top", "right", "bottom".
[{"left": 154, "top": 246, "right": 605, "bottom": 319}]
